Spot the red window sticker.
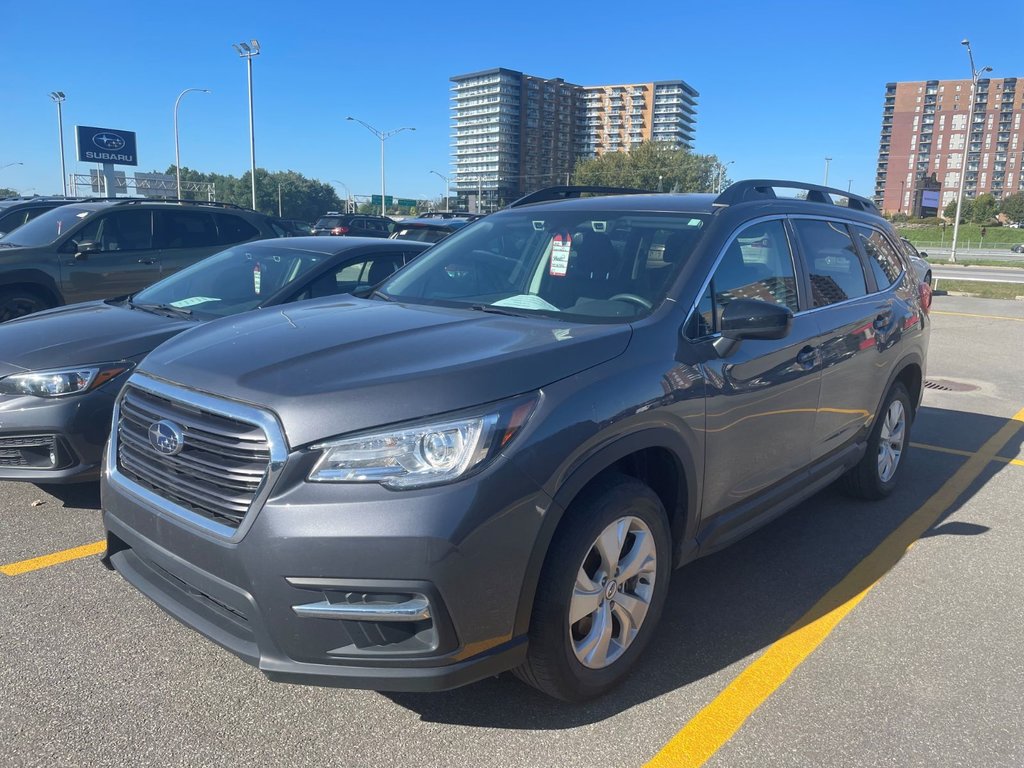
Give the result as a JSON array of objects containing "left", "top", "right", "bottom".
[
  {"left": 550, "top": 233, "right": 571, "bottom": 277},
  {"left": 253, "top": 262, "right": 262, "bottom": 295}
]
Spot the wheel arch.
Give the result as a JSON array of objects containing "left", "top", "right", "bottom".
[
  {"left": 513, "top": 427, "right": 700, "bottom": 638},
  {"left": 0, "top": 270, "right": 62, "bottom": 308}
]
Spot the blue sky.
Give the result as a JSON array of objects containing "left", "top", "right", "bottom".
[{"left": 2, "top": 1, "right": 1022, "bottom": 202}]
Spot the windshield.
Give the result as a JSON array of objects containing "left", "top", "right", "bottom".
[
  {"left": 382, "top": 209, "right": 709, "bottom": 322},
  {"left": 391, "top": 227, "right": 450, "bottom": 243},
  {"left": 314, "top": 216, "right": 345, "bottom": 228},
  {"left": 0, "top": 205, "right": 97, "bottom": 247},
  {"left": 131, "top": 242, "right": 330, "bottom": 318}
]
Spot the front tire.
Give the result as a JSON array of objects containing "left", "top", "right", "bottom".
[
  {"left": 0, "top": 287, "right": 51, "bottom": 323},
  {"left": 515, "top": 474, "right": 671, "bottom": 701},
  {"left": 841, "top": 382, "right": 912, "bottom": 500}
]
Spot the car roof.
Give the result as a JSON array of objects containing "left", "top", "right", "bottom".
[
  {"left": 242, "top": 236, "right": 430, "bottom": 255},
  {"left": 395, "top": 219, "right": 470, "bottom": 230}
]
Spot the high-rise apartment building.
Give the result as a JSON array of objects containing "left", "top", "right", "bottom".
[
  {"left": 875, "top": 77, "right": 1023, "bottom": 214},
  {"left": 450, "top": 68, "right": 698, "bottom": 210}
]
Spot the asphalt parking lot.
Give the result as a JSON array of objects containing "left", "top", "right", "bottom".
[{"left": 2, "top": 294, "right": 1023, "bottom": 768}]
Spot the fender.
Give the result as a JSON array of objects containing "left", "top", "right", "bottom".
[
  {"left": 877, "top": 351, "right": 924, "bottom": 416},
  {"left": 0, "top": 268, "right": 63, "bottom": 306},
  {"left": 512, "top": 426, "right": 702, "bottom": 638}
]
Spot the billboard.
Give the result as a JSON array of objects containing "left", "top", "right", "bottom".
[{"left": 76, "top": 125, "right": 138, "bottom": 166}]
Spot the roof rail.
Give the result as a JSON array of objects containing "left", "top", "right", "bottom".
[
  {"left": 714, "top": 179, "right": 880, "bottom": 215},
  {"left": 105, "top": 198, "right": 247, "bottom": 210},
  {"left": 508, "top": 185, "right": 656, "bottom": 208}
]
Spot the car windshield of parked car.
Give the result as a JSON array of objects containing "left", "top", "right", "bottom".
[
  {"left": 315, "top": 216, "right": 345, "bottom": 228},
  {"left": 381, "top": 210, "right": 709, "bottom": 321},
  {"left": 0, "top": 205, "right": 97, "bottom": 247},
  {"left": 131, "top": 242, "right": 330, "bottom": 318},
  {"left": 391, "top": 226, "right": 451, "bottom": 244}
]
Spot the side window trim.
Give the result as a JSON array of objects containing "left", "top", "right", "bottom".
[
  {"left": 682, "top": 214, "right": 798, "bottom": 341},
  {"left": 786, "top": 214, "right": 876, "bottom": 314},
  {"left": 848, "top": 224, "right": 882, "bottom": 294}
]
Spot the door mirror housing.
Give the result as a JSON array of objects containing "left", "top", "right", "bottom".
[
  {"left": 75, "top": 240, "right": 101, "bottom": 259},
  {"left": 720, "top": 299, "right": 793, "bottom": 341},
  {"left": 917, "top": 250, "right": 928, "bottom": 258}
]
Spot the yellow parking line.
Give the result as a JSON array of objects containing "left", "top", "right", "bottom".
[
  {"left": 0, "top": 540, "right": 106, "bottom": 577},
  {"left": 912, "top": 441, "right": 1024, "bottom": 467},
  {"left": 931, "top": 310, "right": 1024, "bottom": 323},
  {"left": 646, "top": 406, "right": 1024, "bottom": 768}
]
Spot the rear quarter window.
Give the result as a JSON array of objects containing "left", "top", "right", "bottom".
[{"left": 215, "top": 214, "right": 260, "bottom": 245}]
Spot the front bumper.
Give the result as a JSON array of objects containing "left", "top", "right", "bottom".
[
  {"left": 101, "top": 450, "right": 556, "bottom": 692},
  {"left": 0, "top": 387, "right": 117, "bottom": 483}
]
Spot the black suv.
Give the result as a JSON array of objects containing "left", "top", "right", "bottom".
[
  {"left": 101, "top": 181, "right": 930, "bottom": 701},
  {"left": 0, "top": 199, "right": 281, "bottom": 321},
  {"left": 0, "top": 196, "right": 84, "bottom": 237},
  {"left": 311, "top": 213, "right": 394, "bottom": 237}
]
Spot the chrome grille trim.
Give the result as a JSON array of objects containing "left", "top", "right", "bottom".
[{"left": 107, "top": 373, "right": 289, "bottom": 542}]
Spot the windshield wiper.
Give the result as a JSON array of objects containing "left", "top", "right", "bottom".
[
  {"left": 468, "top": 304, "right": 527, "bottom": 317},
  {"left": 369, "top": 289, "right": 394, "bottom": 302},
  {"left": 129, "top": 300, "right": 195, "bottom": 320},
  {"left": 0, "top": 242, "right": 20, "bottom": 248}
]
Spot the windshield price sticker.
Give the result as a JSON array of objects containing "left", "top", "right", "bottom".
[
  {"left": 253, "top": 262, "right": 262, "bottom": 295},
  {"left": 550, "top": 233, "right": 571, "bottom": 277}
]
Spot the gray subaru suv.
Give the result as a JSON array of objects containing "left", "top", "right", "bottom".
[{"left": 101, "top": 181, "right": 930, "bottom": 701}]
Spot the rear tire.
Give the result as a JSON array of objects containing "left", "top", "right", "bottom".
[
  {"left": 514, "top": 473, "right": 671, "bottom": 701},
  {"left": 0, "top": 287, "right": 51, "bottom": 323},
  {"left": 841, "top": 382, "right": 912, "bottom": 500}
]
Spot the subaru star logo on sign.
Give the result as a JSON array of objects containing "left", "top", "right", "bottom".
[
  {"left": 75, "top": 125, "right": 138, "bottom": 166},
  {"left": 148, "top": 419, "right": 185, "bottom": 456}
]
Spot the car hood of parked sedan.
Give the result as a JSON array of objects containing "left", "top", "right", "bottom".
[
  {"left": 140, "top": 297, "right": 632, "bottom": 447},
  {"left": 0, "top": 301, "right": 194, "bottom": 377}
]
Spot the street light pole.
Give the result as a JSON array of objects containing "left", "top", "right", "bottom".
[
  {"left": 950, "top": 39, "right": 991, "bottom": 264},
  {"left": 429, "top": 170, "right": 450, "bottom": 212},
  {"left": 0, "top": 162, "right": 23, "bottom": 173},
  {"left": 824, "top": 156, "right": 832, "bottom": 187},
  {"left": 716, "top": 160, "right": 734, "bottom": 193},
  {"left": 232, "top": 40, "right": 261, "bottom": 211},
  {"left": 331, "top": 179, "right": 352, "bottom": 213},
  {"left": 174, "top": 88, "right": 211, "bottom": 200},
  {"left": 346, "top": 117, "right": 415, "bottom": 216},
  {"left": 49, "top": 92, "right": 67, "bottom": 196}
]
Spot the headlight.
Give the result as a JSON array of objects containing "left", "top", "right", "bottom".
[
  {"left": 0, "top": 362, "right": 133, "bottom": 398},
  {"left": 309, "top": 396, "right": 537, "bottom": 488}
]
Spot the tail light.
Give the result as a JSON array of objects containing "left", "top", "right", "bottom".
[
  {"left": 918, "top": 280, "right": 932, "bottom": 313},
  {"left": 331, "top": 226, "right": 349, "bottom": 235}
]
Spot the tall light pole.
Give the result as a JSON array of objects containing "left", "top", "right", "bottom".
[
  {"left": 950, "top": 39, "right": 992, "bottom": 264},
  {"left": 49, "top": 92, "right": 67, "bottom": 196},
  {"left": 174, "top": 88, "right": 211, "bottom": 200},
  {"left": 824, "top": 156, "right": 832, "bottom": 187},
  {"left": 346, "top": 117, "right": 415, "bottom": 216},
  {"left": 331, "top": 179, "right": 353, "bottom": 213},
  {"left": 232, "top": 40, "right": 261, "bottom": 210},
  {"left": 716, "top": 160, "right": 734, "bottom": 193},
  {"left": 430, "top": 170, "right": 450, "bottom": 212}
]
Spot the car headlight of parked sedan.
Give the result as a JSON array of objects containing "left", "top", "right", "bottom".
[{"left": 0, "top": 362, "right": 133, "bottom": 398}]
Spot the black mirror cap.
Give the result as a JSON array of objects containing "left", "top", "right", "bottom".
[
  {"left": 918, "top": 250, "right": 928, "bottom": 258},
  {"left": 76, "top": 240, "right": 100, "bottom": 257},
  {"left": 720, "top": 299, "right": 793, "bottom": 341}
]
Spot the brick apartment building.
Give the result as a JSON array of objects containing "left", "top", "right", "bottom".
[
  {"left": 450, "top": 68, "right": 698, "bottom": 211},
  {"left": 875, "top": 77, "right": 1023, "bottom": 215}
]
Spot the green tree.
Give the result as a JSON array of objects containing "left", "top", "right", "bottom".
[
  {"left": 944, "top": 197, "right": 972, "bottom": 222},
  {"left": 969, "top": 193, "right": 998, "bottom": 223},
  {"left": 0, "top": 187, "right": 18, "bottom": 198},
  {"left": 1001, "top": 192, "right": 1024, "bottom": 224},
  {"left": 571, "top": 142, "right": 720, "bottom": 193}
]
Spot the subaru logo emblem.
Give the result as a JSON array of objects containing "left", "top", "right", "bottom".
[
  {"left": 148, "top": 419, "right": 184, "bottom": 456},
  {"left": 93, "top": 132, "right": 126, "bottom": 151}
]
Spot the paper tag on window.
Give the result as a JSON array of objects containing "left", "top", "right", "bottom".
[
  {"left": 550, "top": 233, "right": 571, "bottom": 277},
  {"left": 253, "top": 263, "right": 262, "bottom": 295}
]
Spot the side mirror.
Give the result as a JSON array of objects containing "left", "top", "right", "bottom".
[
  {"left": 918, "top": 250, "right": 928, "bottom": 259},
  {"left": 75, "top": 241, "right": 100, "bottom": 259},
  {"left": 721, "top": 299, "right": 792, "bottom": 341}
]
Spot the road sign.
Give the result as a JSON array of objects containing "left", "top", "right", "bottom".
[
  {"left": 75, "top": 125, "right": 138, "bottom": 166},
  {"left": 370, "top": 195, "right": 394, "bottom": 206}
]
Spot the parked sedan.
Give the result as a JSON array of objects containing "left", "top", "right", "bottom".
[
  {"left": 900, "top": 238, "right": 932, "bottom": 285},
  {"left": 0, "top": 236, "right": 429, "bottom": 483}
]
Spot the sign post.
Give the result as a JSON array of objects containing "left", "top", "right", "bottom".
[{"left": 75, "top": 126, "right": 138, "bottom": 198}]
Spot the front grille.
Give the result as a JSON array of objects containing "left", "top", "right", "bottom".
[
  {"left": 116, "top": 385, "right": 271, "bottom": 528},
  {"left": 0, "top": 435, "right": 56, "bottom": 467}
]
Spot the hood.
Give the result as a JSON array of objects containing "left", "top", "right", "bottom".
[
  {"left": 140, "top": 297, "right": 632, "bottom": 447},
  {"left": 0, "top": 301, "right": 193, "bottom": 375}
]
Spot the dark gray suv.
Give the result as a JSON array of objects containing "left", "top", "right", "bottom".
[
  {"left": 0, "top": 199, "right": 281, "bottom": 321},
  {"left": 101, "top": 181, "right": 930, "bottom": 701}
]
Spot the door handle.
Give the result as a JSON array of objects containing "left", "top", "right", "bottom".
[
  {"left": 796, "top": 346, "right": 817, "bottom": 367},
  {"left": 137, "top": 258, "right": 157, "bottom": 265}
]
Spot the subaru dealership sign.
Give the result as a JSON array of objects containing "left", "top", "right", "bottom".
[{"left": 75, "top": 125, "right": 138, "bottom": 166}]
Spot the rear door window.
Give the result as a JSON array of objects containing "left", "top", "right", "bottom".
[
  {"left": 213, "top": 213, "right": 260, "bottom": 244},
  {"left": 792, "top": 219, "right": 867, "bottom": 307},
  {"left": 153, "top": 210, "right": 219, "bottom": 250},
  {"left": 852, "top": 225, "right": 904, "bottom": 290}
]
